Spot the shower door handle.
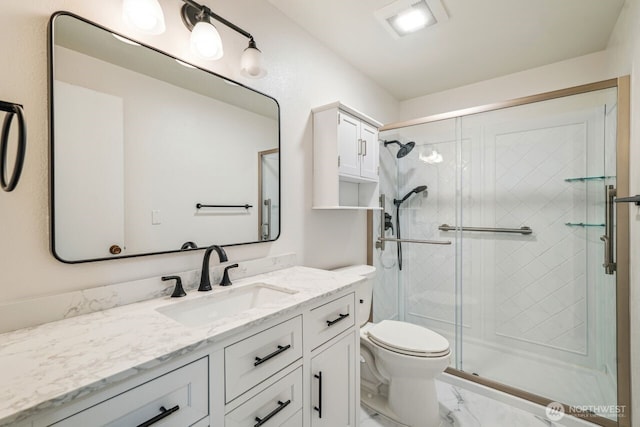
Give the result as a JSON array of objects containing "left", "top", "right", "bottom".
[
  {"left": 601, "top": 185, "right": 616, "bottom": 275},
  {"left": 262, "top": 198, "right": 272, "bottom": 241}
]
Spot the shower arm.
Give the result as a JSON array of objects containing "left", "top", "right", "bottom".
[{"left": 375, "top": 194, "right": 451, "bottom": 250}]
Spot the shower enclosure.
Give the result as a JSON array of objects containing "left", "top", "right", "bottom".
[{"left": 371, "top": 78, "right": 630, "bottom": 426}]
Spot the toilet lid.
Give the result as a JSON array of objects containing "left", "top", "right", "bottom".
[{"left": 367, "top": 320, "right": 450, "bottom": 357}]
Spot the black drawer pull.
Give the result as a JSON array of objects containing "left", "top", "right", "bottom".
[
  {"left": 313, "top": 371, "right": 323, "bottom": 419},
  {"left": 326, "top": 313, "right": 349, "bottom": 327},
  {"left": 254, "top": 399, "right": 291, "bottom": 427},
  {"left": 254, "top": 344, "right": 291, "bottom": 366},
  {"left": 137, "top": 405, "right": 180, "bottom": 427}
]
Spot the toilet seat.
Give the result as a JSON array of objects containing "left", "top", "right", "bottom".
[{"left": 367, "top": 320, "right": 450, "bottom": 358}]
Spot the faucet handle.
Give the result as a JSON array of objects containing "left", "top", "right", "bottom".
[
  {"left": 220, "top": 264, "right": 239, "bottom": 286},
  {"left": 162, "top": 275, "right": 187, "bottom": 298}
]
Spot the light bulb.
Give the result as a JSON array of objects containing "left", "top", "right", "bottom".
[
  {"left": 240, "top": 40, "right": 267, "bottom": 78},
  {"left": 395, "top": 9, "right": 428, "bottom": 33},
  {"left": 122, "top": 0, "right": 166, "bottom": 35},
  {"left": 190, "top": 21, "right": 224, "bottom": 60}
]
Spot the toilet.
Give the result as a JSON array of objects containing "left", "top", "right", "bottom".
[{"left": 333, "top": 265, "right": 450, "bottom": 427}]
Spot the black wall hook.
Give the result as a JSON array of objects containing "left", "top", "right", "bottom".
[{"left": 0, "top": 100, "right": 26, "bottom": 192}]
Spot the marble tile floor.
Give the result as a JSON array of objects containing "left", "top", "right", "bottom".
[{"left": 360, "top": 378, "right": 598, "bottom": 427}]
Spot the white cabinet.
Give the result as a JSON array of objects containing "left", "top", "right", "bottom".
[
  {"left": 337, "top": 113, "right": 378, "bottom": 181},
  {"left": 310, "top": 332, "right": 358, "bottom": 427},
  {"left": 225, "top": 316, "right": 303, "bottom": 402},
  {"left": 24, "top": 289, "right": 359, "bottom": 427},
  {"left": 307, "top": 293, "right": 355, "bottom": 350},
  {"left": 225, "top": 367, "right": 303, "bottom": 427},
  {"left": 306, "top": 293, "right": 358, "bottom": 427},
  {"left": 34, "top": 357, "right": 209, "bottom": 427},
  {"left": 313, "top": 102, "right": 381, "bottom": 209}
]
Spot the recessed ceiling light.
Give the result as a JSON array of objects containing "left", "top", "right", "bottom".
[{"left": 375, "top": 0, "right": 448, "bottom": 38}]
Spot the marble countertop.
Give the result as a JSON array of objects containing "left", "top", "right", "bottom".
[{"left": 0, "top": 266, "right": 363, "bottom": 426}]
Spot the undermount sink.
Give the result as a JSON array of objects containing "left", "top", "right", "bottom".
[{"left": 156, "top": 283, "right": 298, "bottom": 327}]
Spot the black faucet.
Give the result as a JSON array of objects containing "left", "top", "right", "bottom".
[
  {"left": 220, "top": 264, "right": 239, "bottom": 286},
  {"left": 198, "top": 245, "right": 228, "bottom": 291}
]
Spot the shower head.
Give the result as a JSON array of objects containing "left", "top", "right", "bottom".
[
  {"left": 384, "top": 140, "right": 416, "bottom": 159},
  {"left": 394, "top": 185, "right": 428, "bottom": 206}
]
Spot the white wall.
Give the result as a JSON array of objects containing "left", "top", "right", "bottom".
[
  {"left": 0, "top": 0, "right": 399, "bottom": 302},
  {"left": 399, "top": 50, "right": 618, "bottom": 120},
  {"left": 398, "top": 2, "right": 639, "bottom": 420}
]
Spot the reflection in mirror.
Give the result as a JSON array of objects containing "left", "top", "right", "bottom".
[{"left": 50, "top": 13, "right": 280, "bottom": 263}]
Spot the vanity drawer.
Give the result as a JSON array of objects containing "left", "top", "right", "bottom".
[
  {"left": 47, "top": 357, "right": 208, "bottom": 427},
  {"left": 225, "top": 316, "right": 302, "bottom": 402},
  {"left": 225, "top": 367, "right": 302, "bottom": 427},
  {"left": 307, "top": 293, "right": 355, "bottom": 350}
]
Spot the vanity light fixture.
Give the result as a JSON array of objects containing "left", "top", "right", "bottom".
[
  {"left": 122, "top": 0, "right": 166, "bottom": 35},
  {"left": 122, "top": 0, "right": 267, "bottom": 77},
  {"left": 180, "top": 0, "right": 267, "bottom": 77}
]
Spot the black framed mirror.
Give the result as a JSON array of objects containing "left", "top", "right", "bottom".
[{"left": 49, "top": 12, "right": 280, "bottom": 263}]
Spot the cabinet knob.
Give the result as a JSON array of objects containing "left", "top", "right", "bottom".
[{"left": 109, "top": 245, "right": 122, "bottom": 255}]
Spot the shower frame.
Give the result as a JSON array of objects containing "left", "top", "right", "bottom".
[{"left": 367, "top": 76, "right": 631, "bottom": 427}]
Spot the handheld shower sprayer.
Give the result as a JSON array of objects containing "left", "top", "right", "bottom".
[
  {"left": 394, "top": 185, "right": 428, "bottom": 206},
  {"left": 394, "top": 185, "right": 428, "bottom": 270}
]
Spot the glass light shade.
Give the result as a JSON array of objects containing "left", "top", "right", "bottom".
[
  {"left": 190, "top": 21, "right": 224, "bottom": 60},
  {"left": 122, "top": 0, "right": 166, "bottom": 35},
  {"left": 240, "top": 45, "right": 266, "bottom": 78},
  {"left": 419, "top": 149, "right": 443, "bottom": 164}
]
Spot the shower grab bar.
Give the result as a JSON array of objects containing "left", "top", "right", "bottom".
[
  {"left": 377, "top": 237, "right": 452, "bottom": 245},
  {"left": 438, "top": 224, "right": 533, "bottom": 235}
]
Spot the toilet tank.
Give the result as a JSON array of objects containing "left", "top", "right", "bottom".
[{"left": 331, "top": 265, "right": 376, "bottom": 327}]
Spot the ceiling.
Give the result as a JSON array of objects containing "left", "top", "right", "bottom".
[{"left": 267, "top": 0, "right": 625, "bottom": 100}]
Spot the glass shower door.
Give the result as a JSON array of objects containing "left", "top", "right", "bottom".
[
  {"left": 384, "top": 118, "right": 460, "bottom": 365},
  {"left": 457, "top": 88, "right": 619, "bottom": 420}
]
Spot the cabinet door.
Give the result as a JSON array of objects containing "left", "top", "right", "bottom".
[
  {"left": 359, "top": 122, "right": 378, "bottom": 180},
  {"left": 337, "top": 112, "right": 361, "bottom": 178},
  {"left": 310, "top": 332, "right": 357, "bottom": 427}
]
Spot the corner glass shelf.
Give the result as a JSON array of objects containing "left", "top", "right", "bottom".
[
  {"left": 564, "top": 175, "right": 615, "bottom": 183},
  {"left": 565, "top": 222, "right": 605, "bottom": 227}
]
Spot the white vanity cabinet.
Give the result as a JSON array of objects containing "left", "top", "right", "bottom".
[
  {"left": 225, "top": 366, "right": 304, "bottom": 427},
  {"left": 30, "top": 356, "right": 210, "bottom": 427},
  {"left": 224, "top": 316, "right": 303, "bottom": 402},
  {"left": 310, "top": 332, "right": 358, "bottom": 427},
  {"left": 312, "top": 102, "right": 381, "bottom": 209},
  {"left": 17, "top": 287, "right": 359, "bottom": 427},
  {"left": 307, "top": 293, "right": 358, "bottom": 427}
]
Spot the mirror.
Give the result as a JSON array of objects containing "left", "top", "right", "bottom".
[{"left": 49, "top": 12, "right": 280, "bottom": 263}]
